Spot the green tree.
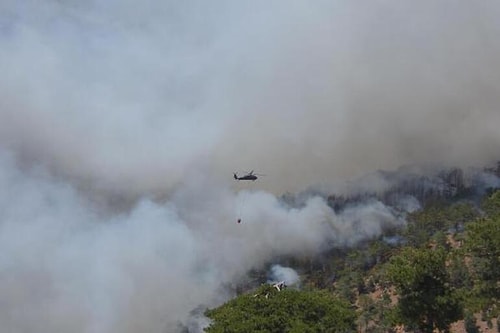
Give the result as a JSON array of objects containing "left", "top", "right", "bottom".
[
  {"left": 482, "top": 190, "right": 500, "bottom": 218},
  {"left": 387, "top": 247, "right": 463, "bottom": 332},
  {"left": 357, "top": 291, "right": 397, "bottom": 333},
  {"left": 463, "top": 217, "right": 500, "bottom": 319},
  {"left": 447, "top": 250, "right": 472, "bottom": 291},
  {"left": 204, "top": 285, "right": 356, "bottom": 333},
  {"left": 404, "top": 202, "right": 478, "bottom": 248}
]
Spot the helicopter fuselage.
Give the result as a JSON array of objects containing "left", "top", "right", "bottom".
[{"left": 234, "top": 173, "right": 257, "bottom": 181}]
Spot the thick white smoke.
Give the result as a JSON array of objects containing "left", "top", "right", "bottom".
[
  {"left": 0, "top": 152, "right": 210, "bottom": 332},
  {"left": 1, "top": 1, "right": 500, "bottom": 194},
  {"left": 268, "top": 265, "right": 300, "bottom": 286},
  {"left": 1, "top": 1, "right": 500, "bottom": 332},
  {"left": 0, "top": 150, "right": 402, "bottom": 332}
]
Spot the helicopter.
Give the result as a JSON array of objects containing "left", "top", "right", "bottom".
[
  {"left": 233, "top": 170, "right": 265, "bottom": 224},
  {"left": 233, "top": 170, "right": 263, "bottom": 181}
]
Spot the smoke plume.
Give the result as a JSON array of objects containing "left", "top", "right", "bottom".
[
  {"left": 1, "top": 1, "right": 500, "bottom": 332},
  {"left": 268, "top": 265, "right": 300, "bottom": 286},
  {"left": 0, "top": 151, "right": 403, "bottom": 332}
]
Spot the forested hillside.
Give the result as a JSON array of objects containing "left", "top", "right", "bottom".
[{"left": 204, "top": 186, "right": 500, "bottom": 332}]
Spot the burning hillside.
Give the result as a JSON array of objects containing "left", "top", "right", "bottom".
[{"left": 1, "top": 1, "right": 500, "bottom": 332}]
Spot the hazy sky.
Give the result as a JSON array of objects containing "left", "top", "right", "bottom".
[
  {"left": 1, "top": 1, "right": 500, "bottom": 332},
  {"left": 2, "top": 0, "right": 500, "bottom": 194}
]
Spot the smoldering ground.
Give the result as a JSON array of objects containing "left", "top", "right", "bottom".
[{"left": 1, "top": 1, "right": 500, "bottom": 332}]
